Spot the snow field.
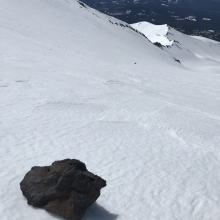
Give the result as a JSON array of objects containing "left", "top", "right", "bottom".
[{"left": 1, "top": 1, "right": 220, "bottom": 220}]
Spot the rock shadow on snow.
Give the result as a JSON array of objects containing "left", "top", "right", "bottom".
[
  {"left": 82, "top": 202, "right": 118, "bottom": 220},
  {"left": 24, "top": 192, "right": 116, "bottom": 220},
  {"left": 46, "top": 202, "right": 118, "bottom": 220}
]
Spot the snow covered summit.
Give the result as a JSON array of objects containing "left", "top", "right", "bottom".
[{"left": 1, "top": 1, "right": 220, "bottom": 220}]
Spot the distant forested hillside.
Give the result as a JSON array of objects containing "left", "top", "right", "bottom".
[{"left": 82, "top": 0, "right": 220, "bottom": 41}]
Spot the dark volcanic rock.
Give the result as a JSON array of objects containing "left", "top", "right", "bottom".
[
  {"left": 20, "top": 159, "right": 106, "bottom": 220},
  {"left": 154, "top": 42, "right": 163, "bottom": 48},
  {"left": 174, "top": 58, "right": 181, "bottom": 63}
]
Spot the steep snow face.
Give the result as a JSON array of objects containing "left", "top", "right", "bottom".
[
  {"left": 131, "top": 22, "right": 174, "bottom": 46},
  {"left": 1, "top": 1, "right": 220, "bottom": 220},
  {"left": 131, "top": 21, "right": 220, "bottom": 71}
]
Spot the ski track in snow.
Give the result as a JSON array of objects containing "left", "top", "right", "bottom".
[{"left": 1, "top": 1, "right": 220, "bottom": 220}]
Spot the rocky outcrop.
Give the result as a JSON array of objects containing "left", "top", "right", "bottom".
[
  {"left": 20, "top": 159, "right": 106, "bottom": 220},
  {"left": 154, "top": 42, "right": 163, "bottom": 48}
]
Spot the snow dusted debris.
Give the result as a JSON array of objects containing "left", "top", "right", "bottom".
[
  {"left": 1, "top": 0, "right": 220, "bottom": 220},
  {"left": 20, "top": 159, "right": 106, "bottom": 220}
]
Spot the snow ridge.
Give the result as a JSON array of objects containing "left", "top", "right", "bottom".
[{"left": 131, "top": 21, "right": 174, "bottom": 46}]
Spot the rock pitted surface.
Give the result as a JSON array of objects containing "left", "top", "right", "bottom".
[{"left": 20, "top": 159, "right": 106, "bottom": 220}]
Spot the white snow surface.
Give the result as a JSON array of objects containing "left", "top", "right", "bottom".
[
  {"left": 191, "top": 35, "right": 219, "bottom": 44},
  {"left": 131, "top": 21, "right": 174, "bottom": 46},
  {"left": 1, "top": 1, "right": 220, "bottom": 220}
]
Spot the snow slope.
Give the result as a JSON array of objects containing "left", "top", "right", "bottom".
[
  {"left": 131, "top": 21, "right": 220, "bottom": 71},
  {"left": 191, "top": 35, "right": 220, "bottom": 44},
  {"left": 1, "top": 1, "right": 220, "bottom": 220}
]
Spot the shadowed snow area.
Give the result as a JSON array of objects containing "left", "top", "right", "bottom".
[
  {"left": 47, "top": 203, "right": 118, "bottom": 220},
  {"left": 1, "top": 0, "right": 220, "bottom": 220}
]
